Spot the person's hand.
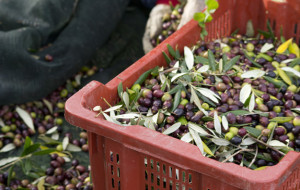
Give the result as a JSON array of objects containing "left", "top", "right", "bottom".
[
  {"left": 142, "top": 4, "right": 171, "bottom": 54},
  {"left": 177, "top": 0, "right": 205, "bottom": 29}
]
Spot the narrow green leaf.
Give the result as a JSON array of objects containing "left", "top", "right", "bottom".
[
  {"left": 168, "top": 85, "right": 182, "bottom": 95},
  {"left": 21, "top": 144, "right": 40, "bottom": 157},
  {"left": 33, "top": 148, "right": 56, "bottom": 156},
  {"left": 223, "top": 55, "right": 240, "bottom": 72},
  {"left": 167, "top": 44, "right": 179, "bottom": 59},
  {"left": 289, "top": 58, "right": 300, "bottom": 67},
  {"left": 195, "top": 56, "right": 209, "bottom": 64},
  {"left": 263, "top": 76, "right": 287, "bottom": 88},
  {"left": 222, "top": 54, "right": 228, "bottom": 65},
  {"left": 208, "top": 50, "right": 216, "bottom": 71},
  {"left": 117, "top": 82, "right": 123, "bottom": 99},
  {"left": 23, "top": 136, "right": 32, "bottom": 151},
  {"left": 266, "top": 20, "right": 275, "bottom": 40},
  {"left": 231, "top": 29, "right": 239, "bottom": 36},
  {"left": 222, "top": 110, "right": 250, "bottom": 116},
  {"left": 269, "top": 117, "right": 294, "bottom": 123},
  {"left": 162, "top": 51, "right": 171, "bottom": 64},
  {"left": 133, "top": 68, "right": 153, "bottom": 85},
  {"left": 244, "top": 127, "right": 261, "bottom": 138},
  {"left": 172, "top": 90, "right": 182, "bottom": 112},
  {"left": 163, "top": 122, "right": 181, "bottom": 135},
  {"left": 7, "top": 166, "right": 14, "bottom": 186},
  {"left": 243, "top": 50, "right": 263, "bottom": 68}
]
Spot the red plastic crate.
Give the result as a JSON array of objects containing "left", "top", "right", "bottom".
[{"left": 65, "top": 0, "right": 300, "bottom": 189}]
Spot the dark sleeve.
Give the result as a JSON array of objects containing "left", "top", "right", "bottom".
[{"left": 140, "top": 0, "right": 156, "bottom": 8}]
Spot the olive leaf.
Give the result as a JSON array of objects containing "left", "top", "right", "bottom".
[
  {"left": 74, "top": 74, "right": 81, "bottom": 85},
  {"left": 239, "top": 84, "right": 252, "bottom": 104},
  {"left": 184, "top": 46, "right": 194, "bottom": 70},
  {"left": 213, "top": 112, "right": 222, "bottom": 135},
  {"left": 66, "top": 144, "right": 82, "bottom": 152},
  {"left": 152, "top": 112, "right": 159, "bottom": 124},
  {"left": 51, "top": 133, "right": 59, "bottom": 140},
  {"left": 189, "top": 128, "right": 204, "bottom": 155},
  {"left": 223, "top": 55, "right": 240, "bottom": 72},
  {"left": 246, "top": 20, "right": 254, "bottom": 37},
  {"left": 45, "top": 127, "right": 57, "bottom": 135},
  {"left": 162, "top": 122, "right": 181, "bottom": 135},
  {"left": 260, "top": 43, "right": 274, "bottom": 53},
  {"left": 243, "top": 51, "right": 263, "bottom": 68},
  {"left": 16, "top": 106, "right": 35, "bottom": 132},
  {"left": 188, "top": 122, "right": 209, "bottom": 136},
  {"left": 241, "top": 137, "right": 256, "bottom": 146},
  {"left": 181, "top": 133, "right": 193, "bottom": 143},
  {"left": 93, "top": 106, "right": 101, "bottom": 112},
  {"left": 171, "top": 61, "right": 180, "bottom": 73},
  {"left": 0, "top": 157, "right": 19, "bottom": 167},
  {"left": 268, "top": 140, "right": 287, "bottom": 147},
  {"left": 0, "top": 118, "right": 4, "bottom": 127},
  {"left": 197, "top": 88, "right": 220, "bottom": 104},
  {"left": 212, "top": 138, "right": 230, "bottom": 146},
  {"left": 167, "top": 44, "right": 179, "bottom": 59},
  {"left": 104, "top": 105, "right": 123, "bottom": 113},
  {"left": 62, "top": 137, "right": 69, "bottom": 151},
  {"left": 207, "top": 50, "right": 216, "bottom": 71},
  {"left": 190, "top": 86, "right": 208, "bottom": 116},
  {"left": 0, "top": 143, "right": 16, "bottom": 153},
  {"left": 241, "top": 70, "right": 265, "bottom": 79},
  {"left": 122, "top": 92, "right": 129, "bottom": 110},
  {"left": 248, "top": 93, "right": 255, "bottom": 112},
  {"left": 281, "top": 59, "right": 294, "bottom": 64},
  {"left": 281, "top": 67, "right": 300, "bottom": 78},
  {"left": 117, "top": 82, "right": 123, "bottom": 99},
  {"left": 221, "top": 115, "right": 228, "bottom": 131},
  {"left": 197, "top": 65, "right": 210, "bottom": 73},
  {"left": 171, "top": 73, "right": 188, "bottom": 82},
  {"left": 269, "top": 117, "right": 294, "bottom": 123},
  {"left": 172, "top": 90, "right": 182, "bottom": 112},
  {"left": 42, "top": 99, "right": 53, "bottom": 114},
  {"left": 112, "top": 113, "right": 140, "bottom": 119},
  {"left": 134, "top": 68, "right": 153, "bottom": 85},
  {"left": 195, "top": 56, "right": 209, "bottom": 64},
  {"left": 162, "top": 51, "right": 171, "bottom": 64},
  {"left": 244, "top": 127, "right": 261, "bottom": 138},
  {"left": 219, "top": 59, "right": 223, "bottom": 73},
  {"left": 37, "top": 177, "right": 46, "bottom": 190}
]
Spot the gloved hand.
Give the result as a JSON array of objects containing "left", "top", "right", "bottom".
[
  {"left": 177, "top": 0, "right": 205, "bottom": 29},
  {"left": 142, "top": 4, "right": 171, "bottom": 54},
  {"left": 142, "top": 0, "right": 205, "bottom": 54}
]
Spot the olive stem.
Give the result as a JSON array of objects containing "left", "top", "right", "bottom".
[
  {"left": 221, "top": 148, "right": 254, "bottom": 163},
  {"left": 248, "top": 135, "right": 286, "bottom": 156},
  {"left": 248, "top": 145, "right": 258, "bottom": 168},
  {"left": 160, "top": 67, "right": 179, "bottom": 74},
  {"left": 0, "top": 154, "right": 32, "bottom": 171}
]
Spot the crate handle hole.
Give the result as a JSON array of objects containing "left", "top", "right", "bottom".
[
  {"left": 117, "top": 167, "right": 120, "bottom": 177},
  {"left": 294, "top": 23, "right": 298, "bottom": 35},
  {"left": 112, "top": 178, "right": 115, "bottom": 188},
  {"left": 145, "top": 170, "right": 148, "bottom": 181},
  {"left": 111, "top": 165, "right": 114, "bottom": 175},
  {"left": 110, "top": 151, "right": 114, "bottom": 162},
  {"left": 188, "top": 174, "right": 192, "bottom": 184},
  {"left": 169, "top": 167, "right": 173, "bottom": 178},
  {"left": 144, "top": 157, "right": 148, "bottom": 167},
  {"left": 157, "top": 175, "right": 160, "bottom": 186},
  {"left": 117, "top": 154, "right": 120, "bottom": 164},
  {"left": 175, "top": 169, "right": 179, "bottom": 180},
  {"left": 151, "top": 173, "right": 154, "bottom": 183}
]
